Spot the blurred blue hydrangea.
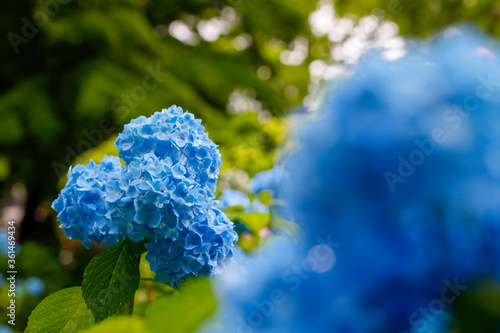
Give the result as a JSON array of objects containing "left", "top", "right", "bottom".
[
  {"left": 285, "top": 26, "right": 500, "bottom": 285},
  {"left": 0, "top": 229, "right": 18, "bottom": 256},
  {"left": 52, "top": 106, "right": 237, "bottom": 286},
  {"left": 202, "top": 236, "right": 304, "bottom": 333},
  {"left": 0, "top": 230, "right": 6, "bottom": 256},
  {"left": 51, "top": 156, "right": 123, "bottom": 248},
  {"left": 216, "top": 188, "right": 269, "bottom": 214},
  {"left": 207, "top": 27, "right": 500, "bottom": 332},
  {"left": 217, "top": 167, "right": 287, "bottom": 214},
  {"left": 206, "top": 235, "right": 452, "bottom": 333},
  {"left": 217, "top": 189, "right": 251, "bottom": 210},
  {"left": 248, "top": 166, "right": 284, "bottom": 196},
  {"left": 0, "top": 325, "right": 13, "bottom": 333},
  {"left": 25, "top": 277, "right": 45, "bottom": 296}
]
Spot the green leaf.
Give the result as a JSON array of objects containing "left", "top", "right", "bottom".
[
  {"left": 26, "top": 287, "right": 94, "bottom": 333},
  {"left": 257, "top": 190, "right": 273, "bottom": 206},
  {"left": 236, "top": 213, "right": 271, "bottom": 234},
  {"left": 83, "top": 316, "right": 147, "bottom": 333},
  {"left": 454, "top": 280, "right": 500, "bottom": 332},
  {"left": 223, "top": 205, "right": 246, "bottom": 221},
  {"left": 146, "top": 278, "right": 216, "bottom": 333},
  {"left": 82, "top": 238, "right": 146, "bottom": 323}
]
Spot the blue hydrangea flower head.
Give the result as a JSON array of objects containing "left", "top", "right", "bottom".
[
  {"left": 52, "top": 156, "right": 124, "bottom": 248},
  {"left": 115, "top": 105, "right": 222, "bottom": 194},
  {"left": 53, "top": 106, "right": 237, "bottom": 285}
]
